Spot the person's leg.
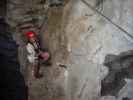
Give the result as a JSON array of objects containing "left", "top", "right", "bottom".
[{"left": 32, "top": 60, "right": 43, "bottom": 78}]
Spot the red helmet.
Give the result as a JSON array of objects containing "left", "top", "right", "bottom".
[{"left": 25, "top": 31, "right": 36, "bottom": 39}]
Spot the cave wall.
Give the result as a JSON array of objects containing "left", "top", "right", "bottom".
[
  {"left": 65, "top": 0, "right": 133, "bottom": 100},
  {"left": 6, "top": 0, "right": 133, "bottom": 100},
  {"left": 7, "top": 0, "right": 69, "bottom": 100}
]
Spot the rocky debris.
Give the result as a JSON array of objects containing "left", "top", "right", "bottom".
[{"left": 101, "top": 50, "right": 133, "bottom": 96}]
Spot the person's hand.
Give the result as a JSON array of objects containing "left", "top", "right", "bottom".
[{"left": 40, "top": 51, "right": 50, "bottom": 61}]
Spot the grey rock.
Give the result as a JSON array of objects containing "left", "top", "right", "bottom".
[{"left": 101, "top": 50, "right": 133, "bottom": 96}]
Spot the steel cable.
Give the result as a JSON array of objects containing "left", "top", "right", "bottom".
[{"left": 81, "top": 0, "right": 133, "bottom": 40}]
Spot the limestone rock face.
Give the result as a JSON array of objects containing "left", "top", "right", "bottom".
[{"left": 65, "top": 0, "right": 133, "bottom": 100}]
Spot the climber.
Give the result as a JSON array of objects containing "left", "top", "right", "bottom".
[{"left": 25, "top": 31, "right": 50, "bottom": 78}]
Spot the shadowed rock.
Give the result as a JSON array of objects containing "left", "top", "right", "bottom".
[
  {"left": 0, "top": 17, "right": 27, "bottom": 100},
  {"left": 101, "top": 50, "right": 133, "bottom": 96}
]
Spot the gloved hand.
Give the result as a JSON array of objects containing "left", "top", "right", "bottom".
[{"left": 39, "top": 51, "right": 50, "bottom": 61}]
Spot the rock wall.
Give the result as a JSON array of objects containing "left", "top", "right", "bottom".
[
  {"left": 6, "top": 0, "right": 133, "bottom": 100},
  {"left": 65, "top": 0, "right": 133, "bottom": 100},
  {"left": 7, "top": 0, "right": 69, "bottom": 100}
]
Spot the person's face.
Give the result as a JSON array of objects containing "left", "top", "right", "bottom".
[{"left": 30, "top": 37, "right": 36, "bottom": 43}]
